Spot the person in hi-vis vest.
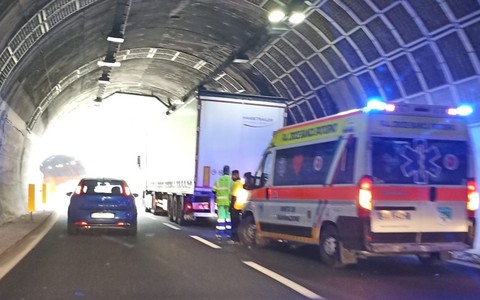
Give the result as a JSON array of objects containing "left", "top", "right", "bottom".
[{"left": 213, "top": 165, "right": 233, "bottom": 239}]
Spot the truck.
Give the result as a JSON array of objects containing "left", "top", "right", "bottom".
[
  {"left": 239, "top": 100, "right": 478, "bottom": 266},
  {"left": 140, "top": 90, "right": 287, "bottom": 225}
]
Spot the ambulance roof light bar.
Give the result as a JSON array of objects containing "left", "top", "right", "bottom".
[
  {"left": 363, "top": 98, "right": 396, "bottom": 113},
  {"left": 447, "top": 104, "right": 473, "bottom": 117}
]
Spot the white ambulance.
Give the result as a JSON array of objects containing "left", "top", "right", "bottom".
[{"left": 239, "top": 100, "right": 478, "bottom": 266}]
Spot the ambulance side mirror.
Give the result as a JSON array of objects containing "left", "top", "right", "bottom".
[{"left": 243, "top": 172, "right": 254, "bottom": 190}]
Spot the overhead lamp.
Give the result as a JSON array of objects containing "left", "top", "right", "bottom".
[
  {"left": 98, "top": 74, "right": 111, "bottom": 85},
  {"left": 233, "top": 53, "right": 249, "bottom": 63},
  {"left": 97, "top": 56, "right": 121, "bottom": 68},
  {"left": 268, "top": 9, "right": 286, "bottom": 23},
  {"left": 288, "top": 11, "right": 306, "bottom": 24},
  {"left": 107, "top": 32, "right": 125, "bottom": 44}
]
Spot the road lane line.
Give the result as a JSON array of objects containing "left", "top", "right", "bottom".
[
  {"left": 146, "top": 215, "right": 157, "bottom": 220},
  {"left": 190, "top": 235, "right": 222, "bottom": 249},
  {"left": 163, "top": 223, "right": 181, "bottom": 230},
  {"left": 242, "top": 261, "right": 324, "bottom": 300}
]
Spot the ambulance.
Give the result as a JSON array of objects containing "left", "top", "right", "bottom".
[{"left": 239, "top": 100, "right": 478, "bottom": 266}]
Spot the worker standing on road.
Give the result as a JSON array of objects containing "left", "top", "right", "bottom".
[
  {"left": 230, "top": 170, "right": 244, "bottom": 242},
  {"left": 213, "top": 165, "right": 233, "bottom": 239}
]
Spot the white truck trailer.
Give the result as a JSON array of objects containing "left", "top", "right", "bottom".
[{"left": 141, "top": 90, "right": 287, "bottom": 225}]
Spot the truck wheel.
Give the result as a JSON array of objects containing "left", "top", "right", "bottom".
[
  {"left": 417, "top": 252, "right": 442, "bottom": 265},
  {"left": 239, "top": 215, "right": 256, "bottom": 246},
  {"left": 151, "top": 199, "right": 157, "bottom": 215},
  {"left": 319, "top": 225, "right": 343, "bottom": 267},
  {"left": 168, "top": 197, "right": 174, "bottom": 222},
  {"left": 176, "top": 197, "right": 185, "bottom": 226}
]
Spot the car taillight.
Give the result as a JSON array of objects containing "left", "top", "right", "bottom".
[
  {"left": 358, "top": 176, "right": 373, "bottom": 217},
  {"left": 122, "top": 184, "right": 132, "bottom": 196},
  {"left": 467, "top": 179, "right": 479, "bottom": 217},
  {"left": 185, "top": 202, "right": 193, "bottom": 211},
  {"left": 74, "top": 185, "right": 83, "bottom": 195}
]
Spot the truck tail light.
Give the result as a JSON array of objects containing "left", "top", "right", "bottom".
[
  {"left": 358, "top": 176, "right": 373, "bottom": 217},
  {"left": 467, "top": 179, "right": 479, "bottom": 217}
]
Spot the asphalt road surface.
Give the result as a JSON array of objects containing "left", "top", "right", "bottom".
[{"left": 1, "top": 208, "right": 480, "bottom": 300}]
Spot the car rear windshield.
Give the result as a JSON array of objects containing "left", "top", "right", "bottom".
[
  {"left": 372, "top": 137, "right": 468, "bottom": 185},
  {"left": 81, "top": 179, "right": 124, "bottom": 195}
]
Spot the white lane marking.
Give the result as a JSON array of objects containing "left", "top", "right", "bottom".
[
  {"left": 102, "top": 236, "right": 135, "bottom": 249},
  {"left": 242, "top": 261, "right": 324, "bottom": 300},
  {"left": 163, "top": 223, "right": 181, "bottom": 230},
  {"left": 146, "top": 215, "right": 157, "bottom": 220},
  {"left": 190, "top": 235, "right": 222, "bottom": 249}
]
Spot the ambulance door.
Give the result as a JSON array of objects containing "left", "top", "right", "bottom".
[{"left": 370, "top": 137, "right": 469, "bottom": 233}]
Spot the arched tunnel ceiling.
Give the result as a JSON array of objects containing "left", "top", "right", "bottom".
[{"left": 1, "top": 0, "right": 480, "bottom": 134}]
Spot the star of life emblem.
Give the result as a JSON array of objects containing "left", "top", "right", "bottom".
[{"left": 400, "top": 139, "right": 442, "bottom": 184}]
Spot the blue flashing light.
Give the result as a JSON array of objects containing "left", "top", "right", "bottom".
[
  {"left": 456, "top": 104, "right": 473, "bottom": 116},
  {"left": 364, "top": 99, "right": 395, "bottom": 112},
  {"left": 447, "top": 105, "right": 474, "bottom": 117}
]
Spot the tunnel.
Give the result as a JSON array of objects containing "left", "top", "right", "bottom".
[{"left": 0, "top": 0, "right": 479, "bottom": 242}]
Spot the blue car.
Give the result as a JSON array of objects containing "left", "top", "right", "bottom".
[{"left": 67, "top": 178, "right": 138, "bottom": 235}]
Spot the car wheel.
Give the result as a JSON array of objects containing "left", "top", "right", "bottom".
[
  {"left": 319, "top": 225, "right": 343, "bottom": 267},
  {"left": 239, "top": 215, "right": 256, "bottom": 246},
  {"left": 67, "top": 222, "right": 77, "bottom": 235},
  {"left": 417, "top": 252, "right": 442, "bottom": 265}
]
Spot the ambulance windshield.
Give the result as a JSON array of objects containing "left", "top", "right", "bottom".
[{"left": 371, "top": 137, "right": 468, "bottom": 185}]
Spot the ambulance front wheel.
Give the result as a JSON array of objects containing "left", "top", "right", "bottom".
[
  {"left": 239, "top": 215, "right": 256, "bottom": 246},
  {"left": 319, "top": 225, "right": 343, "bottom": 267}
]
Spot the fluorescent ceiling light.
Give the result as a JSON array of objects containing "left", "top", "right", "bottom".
[
  {"left": 97, "top": 60, "right": 121, "bottom": 67},
  {"left": 107, "top": 36, "right": 125, "bottom": 43},
  {"left": 233, "top": 53, "right": 249, "bottom": 63}
]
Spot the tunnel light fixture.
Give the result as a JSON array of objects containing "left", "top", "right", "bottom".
[
  {"left": 288, "top": 11, "right": 306, "bottom": 24},
  {"left": 98, "top": 74, "right": 111, "bottom": 85},
  {"left": 97, "top": 56, "right": 121, "bottom": 68},
  {"left": 268, "top": 9, "right": 286, "bottom": 23},
  {"left": 107, "top": 32, "right": 125, "bottom": 44},
  {"left": 233, "top": 53, "right": 249, "bottom": 63}
]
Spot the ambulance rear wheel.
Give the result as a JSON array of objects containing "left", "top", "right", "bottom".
[{"left": 319, "top": 225, "right": 342, "bottom": 267}]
